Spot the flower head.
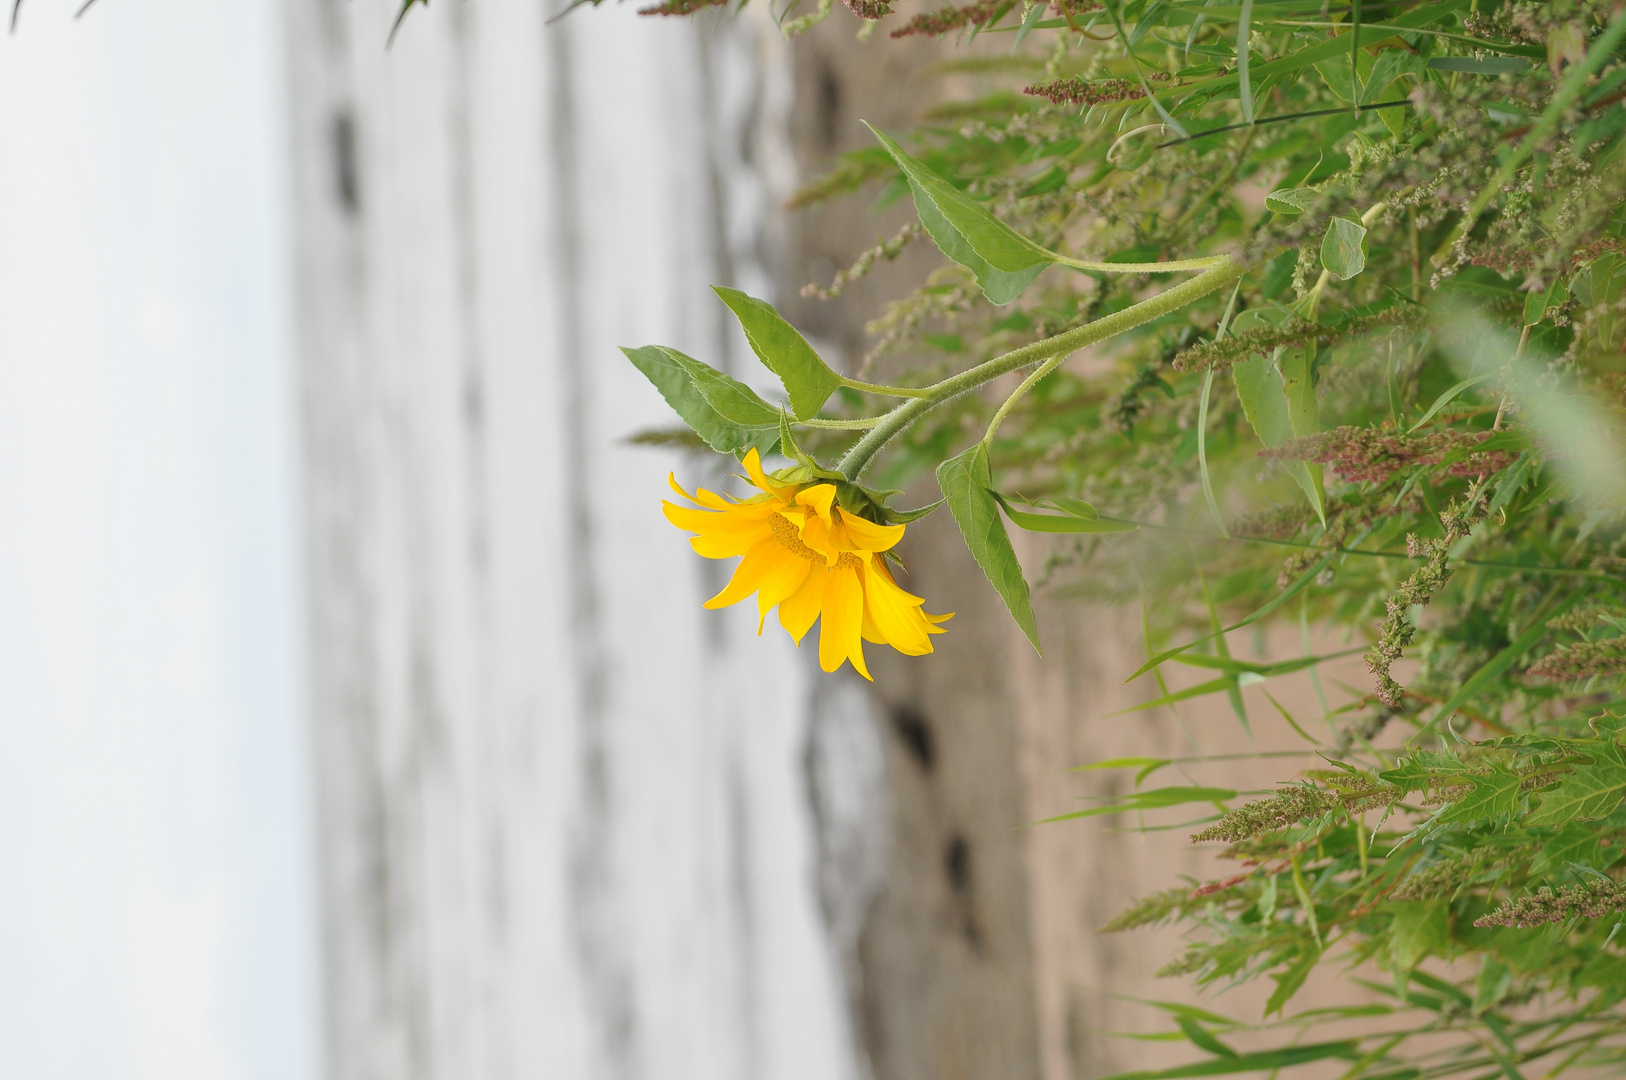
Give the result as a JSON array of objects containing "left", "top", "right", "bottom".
[{"left": 664, "top": 449, "right": 951, "bottom": 679}]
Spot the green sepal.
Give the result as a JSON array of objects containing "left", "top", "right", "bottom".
[
  {"left": 777, "top": 411, "right": 824, "bottom": 472},
  {"left": 768, "top": 445, "right": 933, "bottom": 528},
  {"left": 713, "top": 286, "right": 842, "bottom": 420},
  {"left": 865, "top": 121, "right": 1054, "bottom": 305},
  {"left": 621, "top": 345, "right": 779, "bottom": 458},
  {"left": 880, "top": 498, "right": 944, "bottom": 524},
  {"left": 937, "top": 442, "right": 1040, "bottom": 651}
]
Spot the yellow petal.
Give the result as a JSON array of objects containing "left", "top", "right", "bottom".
[
  {"left": 743, "top": 448, "right": 797, "bottom": 501},
  {"left": 753, "top": 547, "right": 814, "bottom": 633},
  {"left": 663, "top": 502, "right": 766, "bottom": 536},
  {"left": 703, "top": 537, "right": 780, "bottom": 610},
  {"left": 861, "top": 610, "right": 886, "bottom": 645},
  {"left": 795, "top": 483, "right": 838, "bottom": 524},
  {"left": 690, "top": 531, "right": 762, "bottom": 559},
  {"left": 833, "top": 512, "right": 905, "bottom": 553},
  {"left": 818, "top": 561, "right": 870, "bottom": 680},
  {"left": 779, "top": 564, "right": 827, "bottom": 645},
  {"left": 860, "top": 558, "right": 934, "bottom": 655}
]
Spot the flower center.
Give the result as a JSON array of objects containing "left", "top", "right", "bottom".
[{"left": 770, "top": 512, "right": 863, "bottom": 569}]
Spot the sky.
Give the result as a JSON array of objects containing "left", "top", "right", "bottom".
[{"left": 0, "top": 2, "right": 317, "bottom": 1078}]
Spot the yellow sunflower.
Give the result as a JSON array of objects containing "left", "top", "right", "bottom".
[{"left": 664, "top": 448, "right": 951, "bottom": 679}]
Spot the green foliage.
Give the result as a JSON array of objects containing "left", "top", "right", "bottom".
[{"left": 608, "top": 0, "right": 1626, "bottom": 1074}]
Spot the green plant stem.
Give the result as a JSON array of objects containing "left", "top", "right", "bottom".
[
  {"left": 980, "top": 354, "right": 1063, "bottom": 449},
  {"left": 836, "top": 255, "right": 1248, "bottom": 478},
  {"left": 796, "top": 416, "right": 885, "bottom": 430},
  {"left": 1431, "top": 9, "right": 1626, "bottom": 266},
  {"left": 1305, "top": 200, "right": 1389, "bottom": 317},
  {"left": 836, "top": 376, "right": 934, "bottom": 399},
  {"left": 1052, "top": 254, "right": 1230, "bottom": 273}
]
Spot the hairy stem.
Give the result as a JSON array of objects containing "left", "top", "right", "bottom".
[{"left": 836, "top": 255, "right": 1247, "bottom": 478}]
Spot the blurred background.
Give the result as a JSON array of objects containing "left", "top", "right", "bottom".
[{"left": 0, "top": 3, "right": 1349, "bottom": 1079}]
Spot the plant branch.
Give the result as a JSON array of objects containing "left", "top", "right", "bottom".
[{"left": 836, "top": 255, "right": 1248, "bottom": 478}]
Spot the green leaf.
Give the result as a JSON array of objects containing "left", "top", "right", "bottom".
[
  {"left": 1277, "top": 341, "right": 1326, "bottom": 512},
  {"left": 865, "top": 122, "right": 1054, "bottom": 304},
  {"left": 1409, "top": 369, "right": 1498, "bottom": 432},
  {"left": 1434, "top": 764, "right": 1524, "bottom": 828},
  {"left": 1320, "top": 217, "right": 1367, "bottom": 281},
  {"left": 1426, "top": 56, "right": 1532, "bottom": 75},
  {"left": 1525, "top": 741, "right": 1626, "bottom": 827},
  {"left": 664, "top": 348, "right": 782, "bottom": 427},
  {"left": 1264, "top": 188, "right": 1318, "bottom": 215},
  {"left": 937, "top": 443, "right": 1040, "bottom": 650},
  {"left": 621, "top": 345, "right": 779, "bottom": 457},
  {"left": 1174, "top": 1017, "right": 1237, "bottom": 1059},
  {"left": 1433, "top": 591, "right": 1582, "bottom": 730},
  {"left": 1233, "top": 352, "right": 1325, "bottom": 523},
  {"left": 712, "top": 287, "right": 842, "bottom": 420},
  {"left": 1266, "top": 946, "right": 1320, "bottom": 1016},
  {"left": 1109, "top": 675, "right": 1239, "bottom": 716},
  {"left": 990, "top": 490, "right": 1140, "bottom": 533},
  {"left": 1529, "top": 822, "right": 1607, "bottom": 879},
  {"left": 1087, "top": 1041, "right": 1360, "bottom": 1080},
  {"left": 1387, "top": 900, "right": 1449, "bottom": 971},
  {"left": 1036, "top": 785, "right": 1237, "bottom": 824}
]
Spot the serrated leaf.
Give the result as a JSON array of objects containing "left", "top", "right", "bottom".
[
  {"left": 1320, "top": 217, "right": 1367, "bottom": 280},
  {"left": 1530, "top": 822, "right": 1606, "bottom": 880},
  {"left": 1525, "top": 742, "right": 1626, "bottom": 827},
  {"left": 1434, "top": 764, "right": 1524, "bottom": 827},
  {"left": 866, "top": 122, "right": 1054, "bottom": 304},
  {"left": 1380, "top": 750, "right": 1471, "bottom": 793},
  {"left": 937, "top": 442, "right": 1040, "bottom": 650},
  {"left": 1264, "top": 188, "right": 1318, "bottom": 215},
  {"left": 659, "top": 347, "right": 782, "bottom": 426},
  {"left": 712, "top": 287, "right": 842, "bottom": 420},
  {"left": 621, "top": 345, "right": 778, "bottom": 457}
]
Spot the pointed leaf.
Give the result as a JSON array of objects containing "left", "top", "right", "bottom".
[
  {"left": 866, "top": 122, "right": 1053, "bottom": 304},
  {"left": 1434, "top": 591, "right": 1582, "bottom": 729},
  {"left": 1434, "top": 764, "right": 1524, "bottom": 827},
  {"left": 1525, "top": 742, "right": 1626, "bottom": 827},
  {"left": 1264, "top": 188, "right": 1318, "bottom": 215},
  {"left": 622, "top": 346, "right": 778, "bottom": 457},
  {"left": 713, "top": 287, "right": 842, "bottom": 420},
  {"left": 1089, "top": 1041, "right": 1360, "bottom": 1080},
  {"left": 937, "top": 442, "right": 1040, "bottom": 650},
  {"left": 1174, "top": 1017, "right": 1237, "bottom": 1059},
  {"left": 991, "top": 490, "right": 1139, "bottom": 533},
  {"left": 1320, "top": 217, "right": 1367, "bottom": 280},
  {"left": 656, "top": 347, "right": 782, "bottom": 426},
  {"left": 1234, "top": 352, "right": 1325, "bottom": 522}
]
